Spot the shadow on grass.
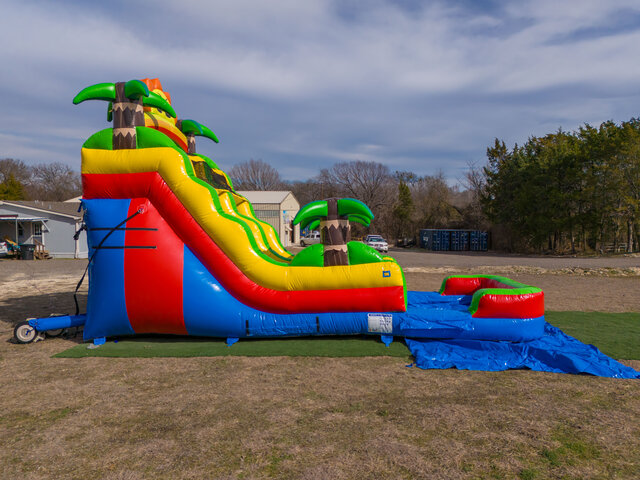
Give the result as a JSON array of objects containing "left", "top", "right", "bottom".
[{"left": 1, "top": 291, "right": 87, "bottom": 344}]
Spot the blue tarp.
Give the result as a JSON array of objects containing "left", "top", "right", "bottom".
[{"left": 406, "top": 323, "right": 640, "bottom": 379}]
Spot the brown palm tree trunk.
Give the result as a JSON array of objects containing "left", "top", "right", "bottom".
[
  {"left": 112, "top": 82, "right": 144, "bottom": 149},
  {"left": 186, "top": 134, "right": 196, "bottom": 154},
  {"left": 320, "top": 198, "right": 349, "bottom": 266},
  {"left": 176, "top": 120, "right": 197, "bottom": 154}
]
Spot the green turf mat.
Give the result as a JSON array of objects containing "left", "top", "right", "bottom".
[
  {"left": 53, "top": 312, "right": 640, "bottom": 360},
  {"left": 546, "top": 311, "right": 640, "bottom": 360},
  {"left": 54, "top": 335, "right": 412, "bottom": 359}
]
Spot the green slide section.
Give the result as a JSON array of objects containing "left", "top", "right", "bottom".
[{"left": 189, "top": 153, "right": 292, "bottom": 262}]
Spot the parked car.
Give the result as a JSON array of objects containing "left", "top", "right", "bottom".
[
  {"left": 0, "top": 241, "right": 8, "bottom": 257},
  {"left": 364, "top": 234, "right": 389, "bottom": 253},
  {"left": 300, "top": 231, "right": 321, "bottom": 247}
]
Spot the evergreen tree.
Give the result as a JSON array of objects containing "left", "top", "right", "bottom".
[
  {"left": 393, "top": 180, "right": 413, "bottom": 238},
  {"left": 0, "top": 173, "right": 25, "bottom": 200}
]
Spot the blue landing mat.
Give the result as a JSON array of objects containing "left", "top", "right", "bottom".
[{"left": 405, "top": 323, "right": 640, "bottom": 379}]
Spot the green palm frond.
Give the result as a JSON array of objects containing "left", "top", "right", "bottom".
[
  {"left": 337, "top": 198, "right": 373, "bottom": 225},
  {"left": 143, "top": 92, "right": 176, "bottom": 118},
  {"left": 178, "top": 120, "right": 220, "bottom": 143},
  {"left": 293, "top": 200, "right": 329, "bottom": 230},
  {"left": 73, "top": 83, "right": 116, "bottom": 104},
  {"left": 200, "top": 124, "right": 219, "bottom": 143},
  {"left": 179, "top": 119, "right": 204, "bottom": 135},
  {"left": 123, "top": 79, "right": 149, "bottom": 100}
]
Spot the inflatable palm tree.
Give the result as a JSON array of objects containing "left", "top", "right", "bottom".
[
  {"left": 294, "top": 198, "right": 373, "bottom": 266},
  {"left": 176, "top": 119, "right": 219, "bottom": 154},
  {"left": 73, "top": 80, "right": 176, "bottom": 149}
]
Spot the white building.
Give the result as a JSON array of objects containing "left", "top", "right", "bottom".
[
  {"left": 0, "top": 192, "right": 299, "bottom": 258},
  {"left": 236, "top": 191, "right": 300, "bottom": 247},
  {"left": 0, "top": 200, "right": 88, "bottom": 258}
]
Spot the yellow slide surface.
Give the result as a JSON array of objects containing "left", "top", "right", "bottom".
[
  {"left": 232, "top": 192, "right": 293, "bottom": 260},
  {"left": 190, "top": 159, "right": 293, "bottom": 261}
]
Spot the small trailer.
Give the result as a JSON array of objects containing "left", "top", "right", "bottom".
[{"left": 13, "top": 315, "right": 87, "bottom": 344}]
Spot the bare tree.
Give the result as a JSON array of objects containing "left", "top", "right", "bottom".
[
  {"left": 27, "top": 162, "right": 82, "bottom": 201},
  {"left": 0, "top": 158, "right": 31, "bottom": 184},
  {"left": 290, "top": 179, "right": 325, "bottom": 207},
  {"left": 1, "top": 159, "right": 84, "bottom": 201},
  {"left": 460, "top": 160, "right": 489, "bottom": 229},
  {"left": 318, "top": 161, "right": 394, "bottom": 209},
  {"left": 410, "top": 172, "right": 460, "bottom": 229},
  {"left": 318, "top": 160, "right": 395, "bottom": 234},
  {"left": 229, "top": 159, "right": 285, "bottom": 190}
]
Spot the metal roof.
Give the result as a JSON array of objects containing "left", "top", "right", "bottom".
[
  {"left": 0, "top": 216, "right": 48, "bottom": 222},
  {"left": 236, "top": 191, "right": 294, "bottom": 205},
  {"left": 0, "top": 200, "right": 82, "bottom": 219}
]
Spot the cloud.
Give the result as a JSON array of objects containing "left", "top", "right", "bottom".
[{"left": 1, "top": 0, "right": 640, "bottom": 184}]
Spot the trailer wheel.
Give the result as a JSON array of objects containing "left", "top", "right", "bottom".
[
  {"left": 44, "top": 314, "right": 66, "bottom": 337},
  {"left": 14, "top": 321, "right": 37, "bottom": 344},
  {"left": 45, "top": 329, "right": 64, "bottom": 337}
]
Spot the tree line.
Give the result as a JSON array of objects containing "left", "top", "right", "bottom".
[
  {"left": 230, "top": 159, "right": 482, "bottom": 242},
  {"left": 480, "top": 118, "right": 640, "bottom": 253},
  {"left": 232, "top": 117, "right": 640, "bottom": 254},
  {"left": 4, "top": 113, "right": 638, "bottom": 253},
  {"left": 0, "top": 158, "right": 82, "bottom": 202}
]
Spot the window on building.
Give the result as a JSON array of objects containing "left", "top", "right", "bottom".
[
  {"left": 18, "top": 224, "right": 23, "bottom": 236},
  {"left": 34, "top": 223, "right": 42, "bottom": 236}
]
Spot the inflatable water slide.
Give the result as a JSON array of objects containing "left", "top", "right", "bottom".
[{"left": 14, "top": 79, "right": 639, "bottom": 379}]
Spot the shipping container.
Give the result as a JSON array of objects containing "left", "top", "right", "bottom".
[
  {"left": 450, "top": 230, "right": 469, "bottom": 251},
  {"left": 419, "top": 229, "right": 431, "bottom": 249},
  {"left": 437, "top": 230, "right": 450, "bottom": 251},
  {"left": 420, "top": 229, "right": 488, "bottom": 251},
  {"left": 469, "top": 231, "right": 489, "bottom": 251}
]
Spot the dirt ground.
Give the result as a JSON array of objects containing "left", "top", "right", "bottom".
[
  {"left": 2, "top": 250, "right": 639, "bottom": 322},
  {"left": 1, "top": 253, "right": 639, "bottom": 479}
]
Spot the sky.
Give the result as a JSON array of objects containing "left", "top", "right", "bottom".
[{"left": 2, "top": 0, "right": 640, "bottom": 185}]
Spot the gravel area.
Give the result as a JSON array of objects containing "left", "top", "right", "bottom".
[{"left": 388, "top": 248, "right": 640, "bottom": 269}]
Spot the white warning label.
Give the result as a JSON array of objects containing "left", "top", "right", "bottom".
[{"left": 368, "top": 313, "right": 393, "bottom": 333}]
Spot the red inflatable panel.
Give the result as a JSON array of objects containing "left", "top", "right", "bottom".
[
  {"left": 440, "top": 275, "right": 545, "bottom": 318},
  {"left": 83, "top": 172, "right": 406, "bottom": 314},
  {"left": 442, "top": 276, "right": 512, "bottom": 295},
  {"left": 124, "top": 198, "right": 187, "bottom": 334},
  {"left": 474, "top": 291, "right": 545, "bottom": 318}
]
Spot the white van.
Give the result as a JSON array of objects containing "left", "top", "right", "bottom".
[{"left": 300, "top": 231, "right": 321, "bottom": 247}]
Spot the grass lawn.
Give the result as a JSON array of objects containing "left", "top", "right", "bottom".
[
  {"left": 546, "top": 311, "right": 640, "bottom": 359},
  {"left": 4, "top": 312, "right": 640, "bottom": 479},
  {"left": 54, "top": 311, "right": 640, "bottom": 360}
]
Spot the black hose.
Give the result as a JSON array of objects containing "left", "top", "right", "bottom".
[{"left": 74, "top": 208, "right": 142, "bottom": 315}]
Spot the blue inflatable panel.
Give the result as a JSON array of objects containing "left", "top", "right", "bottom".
[
  {"left": 396, "top": 291, "right": 545, "bottom": 342},
  {"left": 182, "top": 246, "right": 368, "bottom": 338},
  {"left": 406, "top": 323, "right": 640, "bottom": 379},
  {"left": 182, "top": 247, "right": 545, "bottom": 341},
  {"left": 82, "top": 199, "right": 134, "bottom": 341}
]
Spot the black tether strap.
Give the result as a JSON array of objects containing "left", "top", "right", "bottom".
[{"left": 74, "top": 208, "right": 142, "bottom": 315}]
